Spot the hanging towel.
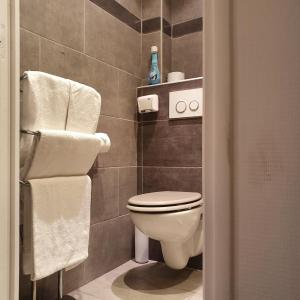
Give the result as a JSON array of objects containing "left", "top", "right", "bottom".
[
  {"left": 22, "top": 176, "right": 91, "bottom": 281},
  {"left": 20, "top": 71, "right": 70, "bottom": 168},
  {"left": 21, "top": 129, "right": 107, "bottom": 180},
  {"left": 66, "top": 80, "right": 101, "bottom": 134}
]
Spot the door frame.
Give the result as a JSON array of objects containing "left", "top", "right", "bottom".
[
  {"left": 0, "top": 0, "right": 19, "bottom": 299},
  {"left": 1, "top": 0, "right": 234, "bottom": 299},
  {"left": 203, "top": 0, "right": 233, "bottom": 299}
]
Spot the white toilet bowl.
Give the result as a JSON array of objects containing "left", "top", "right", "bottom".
[{"left": 127, "top": 191, "right": 203, "bottom": 269}]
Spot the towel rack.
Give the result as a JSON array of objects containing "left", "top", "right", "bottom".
[
  {"left": 19, "top": 180, "right": 29, "bottom": 185},
  {"left": 30, "top": 270, "right": 75, "bottom": 300},
  {"left": 20, "top": 73, "right": 28, "bottom": 93},
  {"left": 20, "top": 73, "right": 28, "bottom": 80},
  {"left": 20, "top": 129, "right": 40, "bottom": 136}
]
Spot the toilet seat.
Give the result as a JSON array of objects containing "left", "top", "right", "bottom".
[{"left": 127, "top": 191, "right": 202, "bottom": 213}]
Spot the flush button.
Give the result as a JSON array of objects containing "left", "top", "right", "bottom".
[
  {"left": 189, "top": 100, "right": 199, "bottom": 111},
  {"left": 176, "top": 101, "right": 187, "bottom": 113},
  {"left": 169, "top": 88, "right": 203, "bottom": 119}
]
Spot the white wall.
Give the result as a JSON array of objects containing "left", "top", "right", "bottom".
[{"left": 232, "top": 1, "right": 300, "bottom": 299}]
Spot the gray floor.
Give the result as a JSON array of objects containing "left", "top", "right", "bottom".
[{"left": 69, "top": 260, "right": 203, "bottom": 299}]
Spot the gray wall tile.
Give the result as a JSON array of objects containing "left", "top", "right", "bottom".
[
  {"left": 143, "top": 167, "right": 202, "bottom": 193},
  {"left": 96, "top": 116, "right": 122, "bottom": 168},
  {"left": 142, "top": 119, "right": 202, "bottom": 167},
  {"left": 119, "top": 167, "right": 138, "bottom": 215},
  {"left": 91, "top": 168, "right": 119, "bottom": 224},
  {"left": 20, "top": 0, "right": 84, "bottom": 51},
  {"left": 36, "top": 272, "right": 59, "bottom": 300},
  {"left": 118, "top": 120, "right": 138, "bottom": 166},
  {"left": 172, "top": 31, "right": 203, "bottom": 78},
  {"left": 85, "top": 1, "right": 141, "bottom": 77},
  {"left": 142, "top": 0, "right": 161, "bottom": 20},
  {"left": 63, "top": 264, "right": 85, "bottom": 294},
  {"left": 115, "top": 0, "right": 141, "bottom": 18},
  {"left": 20, "top": 29, "right": 39, "bottom": 74},
  {"left": 163, "top": 0, "right": 172, "bottom": 23},
  {"left": 40, "top": 38, "right": 119, "bottom": 118},
  {"left": 137, "top": 122, "right": 143, "bottom": 166},
  {"left": 137, "top": 167, "right": 143, "bottom": 194},
  {"left": 162, "top": 33, "right": 172, "bottom": 82},
  {"left": 84, "top": 216, "right": 134, "bottom": 282},
  {"left": 96, "top": 117, "right": 137, "bottom": 167},
  {"left": 118, "top": 71, "right": 140, "bottom": 120},
  {"left": 171, "top": 0, "right": 203, "bottom": 24}
]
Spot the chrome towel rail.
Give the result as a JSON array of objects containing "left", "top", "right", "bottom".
[{"left": 20, "top": 129, "right": 40, "bottom": 136}]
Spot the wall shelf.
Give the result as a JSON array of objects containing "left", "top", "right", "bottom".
[{"left": 137, "top": 77, "right": 203, "bottom": 90}]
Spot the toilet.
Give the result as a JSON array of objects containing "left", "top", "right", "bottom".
[{"left": 127, "top": 191, "right": 203, "bottom": 269}]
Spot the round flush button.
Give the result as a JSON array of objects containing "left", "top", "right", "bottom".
[
  {"left": 176, "top": 101, "right": 187, "bottom": 113},
  {"left": 189, "top": 100, "right": 199, "bottom": 111}
]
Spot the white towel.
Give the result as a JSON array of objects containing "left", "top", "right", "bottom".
[
  {"left": 66, "top": 80, "right": 101, "bottom": 134},
  {"left": 21, "top": 129, "right": 108, "bottom": 180},
  {"left": 22, "top": 176, "right": 91, "bottom": 281},
  {"left": 20, "top": 71, "right": 70, "bottom": 167}
]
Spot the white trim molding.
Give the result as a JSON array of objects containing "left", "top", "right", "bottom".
[
  {"left": 203, "top": 0, "right": 233, "bottom": 299},
  {"left": 0, "top": 0, "right": 19, "bottom": 299}
]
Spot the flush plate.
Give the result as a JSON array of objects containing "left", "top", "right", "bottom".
[{"left": 169, "top": 88, "right": 203, "bottom": 119}]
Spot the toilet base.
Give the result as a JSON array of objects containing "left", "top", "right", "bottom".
[{"left": 160, "top": 219, "right": 203, "bottom": 269}]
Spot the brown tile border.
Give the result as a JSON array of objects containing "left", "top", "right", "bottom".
[
  {"left": 163, "top": 18, "right": 172, "bottom": 37},
  {"left": 142, "top": 17, "right": 161, "bottom": 34},
  {"left": 173, "top": 17, "right": 203, "bottom": 38},
  {"left": 89, "top": 1, "right": 202, "bottom": 37},
  {"left": 90, "top": 0, "right": 141, "bottom": 32},
  {"left": 142, "top": 17, "right": 172, "bottom": 37},
  {"left": 142, "top": 17, "right": 203, "bottom": 38}
]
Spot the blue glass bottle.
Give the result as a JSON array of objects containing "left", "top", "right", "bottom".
[{"left": 148, "top": 46, "right": 161, "bottom": 85}]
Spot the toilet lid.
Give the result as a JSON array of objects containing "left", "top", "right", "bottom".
[
  {"left": 127, "top": 198, "right": 203, "bottom": 213},
  {"left": 128, "top": 191, "right": 202, "bottom": 207}
]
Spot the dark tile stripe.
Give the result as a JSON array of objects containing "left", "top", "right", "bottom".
[
  {"left": 90, "top": 0, "right": 141, "bottom": 32},
  {"left": 163, "top": 18, "right": 172, "bottom": 37},
  {"left": 142, "top": 17, "right": 203, "bottom": 37},
  {"left": 142, "top": 17, "right": 172, "bottom": 36},
  {"left": 172, "top": 17, "right": 203, "bottom": 38},
  {"left": 89, "top": 0, "right": 202, "bottom": 37},
  {"left": 142, "top": 17, "right": 161, "bottom": 34}
]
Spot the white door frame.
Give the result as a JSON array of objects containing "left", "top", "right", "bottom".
[
  {"left": 203, "top": 0, "right": 233, "bottom": 299},
  {"left": 1, "top": 0, "right": 234, "bottom": 299},
  {"left": 0, "top": 0, "right": 19, "bottom": 299}
]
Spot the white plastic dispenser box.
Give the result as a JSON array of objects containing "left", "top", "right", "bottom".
[{"left": 137, "top": 94, "right": 159, "bottom": 113}]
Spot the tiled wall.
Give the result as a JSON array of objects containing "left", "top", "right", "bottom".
[
  {"left": 171, "top": 0, "right": 203, "bottom": 79},
  {"left": 19, "top": 0, "right": 141, "bottom": 298},
  {"left": 141, "top": 0, "right": 203, "bottom": 83},
  {"left": 20, "top": 0, "right": 203, "bottom": 298},
  {"left": 137, "top": 78, "right": 203, "bottom": 269}
]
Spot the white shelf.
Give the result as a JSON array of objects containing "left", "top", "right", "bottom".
[{"left": 137, "top": 77, "right": 203, "bottom": 89}]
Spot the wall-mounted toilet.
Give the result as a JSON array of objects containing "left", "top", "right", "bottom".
[{"left": 127, "top": 191, "right": 203, "bottom": 269}]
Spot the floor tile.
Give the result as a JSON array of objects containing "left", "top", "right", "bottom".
[
  {"left": 69, "top": 290, "right": 100, "bottom": 300},
  {"left": 70, "top": 260, "right": 203, "bottom": 300}
]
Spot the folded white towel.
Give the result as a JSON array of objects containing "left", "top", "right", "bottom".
[
  {"left": 21, "top": 129, "right": 106, "bottom": 180},
  {"left": 66, "top": 80, "right": 101, "bottom": 134},
  {"left": 22, "top": 176, "right": 91, "bottom": 281},
  {"left": 20, "top": 71, "right": 71, "bottom": 168}
]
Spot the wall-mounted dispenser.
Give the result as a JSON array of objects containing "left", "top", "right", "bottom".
[{"left": 137, "top": 94, "right": 159, "bottom": 113}]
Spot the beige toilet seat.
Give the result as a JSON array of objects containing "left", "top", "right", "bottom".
[{"left": 127, "top": 191, "right": 203, "bottom": 213}]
